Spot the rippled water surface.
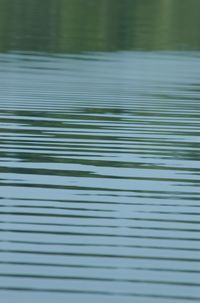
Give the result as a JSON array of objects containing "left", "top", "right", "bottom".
[
  {"left": 0, "top": 51, "right": 200, "bottom": 303},
  {"left": 0, "top": 1, "right": 200, "bottom": 303}
]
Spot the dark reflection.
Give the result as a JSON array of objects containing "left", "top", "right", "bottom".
[{"left": 0, "top": 0, "right": 200, "bottom": 53}]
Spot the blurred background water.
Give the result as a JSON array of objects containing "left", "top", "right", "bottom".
[{"left": 0, "top": 1, "right": 200, "bottom": 303}]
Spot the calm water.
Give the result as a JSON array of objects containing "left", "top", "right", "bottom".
[{"left": 0, "top": 1, "right": 200, "bottom": 303}]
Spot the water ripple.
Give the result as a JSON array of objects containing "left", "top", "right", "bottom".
[{"left": 0, "top": 51, "right": 200, "bottom": 303}]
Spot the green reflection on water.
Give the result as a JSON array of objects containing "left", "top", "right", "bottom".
[{"left": 0, "top": 0, "right": 200, "bottom": 53}]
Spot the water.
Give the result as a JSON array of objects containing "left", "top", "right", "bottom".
[{"left": 0, "top": 1, "right": 200, "bottom": 303}]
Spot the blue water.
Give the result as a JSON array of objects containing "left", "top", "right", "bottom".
[{"left": 0, "top": 51, "right": 200, "bottom": 303}]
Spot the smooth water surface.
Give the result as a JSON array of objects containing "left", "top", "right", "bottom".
[{"left": 0, "top": 1, "right": 200, "bottom": 303}]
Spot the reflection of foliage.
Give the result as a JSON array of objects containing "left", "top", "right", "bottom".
[{"left": 0, "top": 0, "right": 200, "bottom": 53}]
